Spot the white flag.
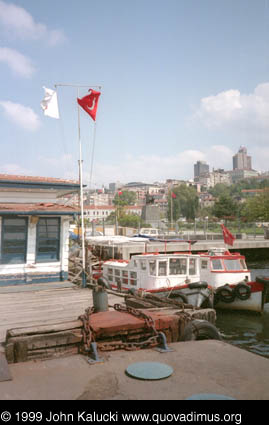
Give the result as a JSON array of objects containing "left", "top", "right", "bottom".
[{"left": 40, "top": 86, "right": 59, "bottom": 119}]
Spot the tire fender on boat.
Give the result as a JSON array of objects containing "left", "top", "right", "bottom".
[
  {"left": 97, "top": 277, "right": 111, "bottom": 290},
  {"left": 216, "top": 284, "right": 236, "bottom": 304},
  {"left": 234, "top": 282, "right": 251, "bottom": 301},
  {"left": 181, "top": 319, "right": 221, "bottom": 341}
]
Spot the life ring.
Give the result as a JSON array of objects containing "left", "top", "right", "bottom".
[
  {"left": 97, "top": 277, "right": 111, "bottom": 290},
  {"left": 234, "top": 282, "right": 251, "bottom": 301},
  {"left": 216, "top": 285, "right": 236, "bottom": 304},
  {"left": 181, "top": 319, "right": 221, "bottom": 341}
]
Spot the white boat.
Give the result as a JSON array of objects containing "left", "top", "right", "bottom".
[
  {"left": 199, "top": 247, "right": 269, "bottom": 313},
  {"left": 101, "top": 253, "right": 213, "bottom": 308}
]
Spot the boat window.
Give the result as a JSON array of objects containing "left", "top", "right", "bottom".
[
  {"left": 133, "top": 260, "right": 137, "bottom": 267},
  {"left": 149, "top": 260, "right": 156, "bottom": 276},
  {"left": 115, "top": 275, "right": 122, "bottom": 290},
  {"left": 108, "top": 268, "right": 114, "bottom": 281},
  {"left": 224, "top": 259, "right": 242, "bottom": 271},
  {"left": 140, "top": 260, "right": 147, "bottom": 271},
  {"left": 201, "top": 260, "right": 208, "bottom": 269},
  {"left": 169, "top": 258, "right": 184, "bottom": 275},
  {"left": 115, "top": 269, "right": 121, "bottom": 276},
  {"left": 211, "top": 259, "right": 223, "bottom": 270},
  {"left": 130, "top": 271, "right": 137, "bottom": 286},
  {"left": 189, "top": 258, "right": 197, "bottom": 275},
  {"left": 158, "top": 260, "right": 167, "bottom": 276},
  {"left": 122, "top": 270, "right": 128, "bottom": 284},
  {"left": 240, "top": 259, "right": 247, "bottom": 270}
]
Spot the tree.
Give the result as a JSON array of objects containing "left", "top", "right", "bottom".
[
  {"left": 241, "top": 192, "right": 269, "bottom": 221},
  {"left": 168, "top": 185, "right": 199, "bottom": 221},
  {"left": 105, "top": 211, "right": 147, "bottom": 228},
  {"left": 209, "top": 183, "right": 230, "bottom": 198},
  {"left": 113, "top": 191, "right": 136, "bottom": 206},
  {"left": 212, "top": 194, "right": 237, "bottom": 220}
]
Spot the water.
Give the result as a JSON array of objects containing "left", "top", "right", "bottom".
[{"left": 216, "top": 262, "right": 269, "bottom": 359}]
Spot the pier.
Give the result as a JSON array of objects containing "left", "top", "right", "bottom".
[
  {"left": 1, "top": 340, "right": 269, "bottom": 400},
  {"left": 1, "top": 282, "right": 269, "bottom": 400},
  {"left": 88, "top": 236, "right": 269, "bottom": 260}
]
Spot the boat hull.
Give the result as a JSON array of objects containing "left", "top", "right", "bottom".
[
  {"left": 109, "top": 281, "right": 212, "bottom": 308},
  {"left": 214, "top": 281, "right": 265, "bottom": 313}
]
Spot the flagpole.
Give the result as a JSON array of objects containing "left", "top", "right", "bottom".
[
  {"left": 52, "top": 83, "right": 101, "bottom": 288},
  {"left": 89, "top": 121, "right": 97, "bottom": 190},
  {"left": 77, "top": 87, "right": 87, "bottom": 288},
  {"left": 171, "top": 191, "right": 173, "bottom": 230}
]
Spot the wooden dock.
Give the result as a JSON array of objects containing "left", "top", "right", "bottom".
[
  {"left": 0, "top": 282, "right": 217, "bottom": 364},
  {"left": 0, "top": 282, "right": 121, "bottom": 345}
]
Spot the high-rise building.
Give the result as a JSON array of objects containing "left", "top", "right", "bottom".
[
  {"left": 233, "top": 146, "right": 252, "bottom": 170},
  {"left": 194, "top": 161, "right": 209, "bottom": 179}
]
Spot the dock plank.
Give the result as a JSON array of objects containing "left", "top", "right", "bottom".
[{"left": 0, "top": 284, "right": 122, "bottom": 344}]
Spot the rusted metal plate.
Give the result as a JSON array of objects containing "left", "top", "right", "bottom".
[
  {"left": 0, "top": 352, "right": 12, "bottom": 381},
  {"left": 89, "top": 310, "right": 180, "bottom": 341}
]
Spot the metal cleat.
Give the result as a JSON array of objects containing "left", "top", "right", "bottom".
[
  {"left": 155, "top": 332, "right": 174, "bottom": 353},
  {"left": 87, "top": 342, "right": 104, "bottom": 364}
]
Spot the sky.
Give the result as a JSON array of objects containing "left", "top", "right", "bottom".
[{"left": 1, "top": 0, "right": 269, "bottom": 188}]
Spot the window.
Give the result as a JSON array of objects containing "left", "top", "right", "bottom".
[
  {"left": 169, "top": 258, "right": 187, "bottom": 275},
  {"left": 122, "top": 270, "right": 128, "bottom": 284},
  {"left": 140, "top": 260, "right": 147, "bottom": 270},
  {"left": 158, "top": 260, "right": 167, "bottom": 276},
  {"left": 169, "top": 258, "right": 184, "bottom": 275},
  {"left": 224, "top": 259, "right": 242, "bottom": 271},
  {"left": 240, "top": 259, "right": 247, "bottom": 270},
  {"left": 36, "top": 218, "right": 60, "bottom": 262},
  {"left": 211, "top": 259, "right": 223, "bottom": 270},
  {"left": 1, "top": 217, "right": 27, "bottom": 264},
  {"left": 130, "top": 271, "right": 137, "bottom": 286},
  {"left": 108, "top": 267, "right": 114, "bottom": 281},
  {"left": 201, "top": 260, "right": 208, "bottom": 269},
  {"left": 149, "top": 260, "right": 156, "bottom": 276},
  {"left": 189, "top": 258, "right": 197, "bottom": 275}
]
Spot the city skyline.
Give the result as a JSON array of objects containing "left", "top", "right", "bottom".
[{"left": 1, "top": 1, "right": 269, "bottom": 188}]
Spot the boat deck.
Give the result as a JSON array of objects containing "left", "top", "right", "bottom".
[{"left": 0, "top": 282, "right": 121, "bottom": 345}]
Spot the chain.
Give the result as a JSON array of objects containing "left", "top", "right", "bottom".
[
  {"left": 114, "top": 303, "right": 158, "bottom": 335},
  {"left": 79, "top": 303, "right": 165, "bottom": 353},
  {"left": 78, "top": 306, "right": 95, "bottom": 353},
  {"left": 98, "top": 335, "right": 159, "bottom": 352}
]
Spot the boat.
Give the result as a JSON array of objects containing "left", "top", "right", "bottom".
[
  {"left": 199, "top": 247, "right": 269, "bottom": 313},
  {"left": 100, "top": 252, "right": 213, "bottom": 308},
  {"left": 99, "top": 246, "right": 269, "bottom": 313}
]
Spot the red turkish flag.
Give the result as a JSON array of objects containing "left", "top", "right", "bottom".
[
  {"left": 171, "top": 191, "right": 176, "bottom": 199},
  {"left": 77, "top": 89, "right": 101, "bottom": 121},
  {"left": 118, "top": 191, "right": 123, "bottom": 196},
  {"left": 221, "top": 224, "right": 235, "bottom": 246}
]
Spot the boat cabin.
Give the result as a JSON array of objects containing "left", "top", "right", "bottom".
[
  {"left": 199, "top": 247, "right": 250, "bottom": 287},
  {"left": 103, "top": 253, "right": 201, "bottom": 292}
]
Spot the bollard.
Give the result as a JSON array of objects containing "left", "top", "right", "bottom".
[{"left": 92, "top": 287, "right": 108, "bottom": 312}]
